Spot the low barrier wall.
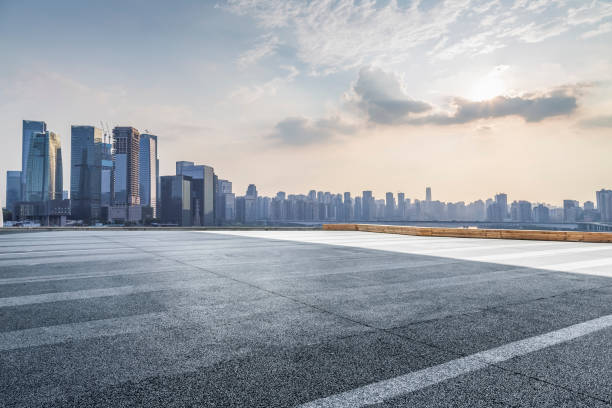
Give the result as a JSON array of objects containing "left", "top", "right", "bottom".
[{"left": 322, "top": 224, "right": 612, "bottom": 243}]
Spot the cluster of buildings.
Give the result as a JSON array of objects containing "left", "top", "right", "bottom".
[{"left": 4, "top": 119, "right": 612, "bottom": 227}]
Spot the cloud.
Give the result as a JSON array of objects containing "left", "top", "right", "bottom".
[
  {"left": 413, "top": 93, "right": 577, "bottom": 125},
  {"left": 409, "top": 88, "right": 580, "bottom": 125},
  {"left": 579, "top": 115, "right": 612, "bottom": 128},
  {"left": 347, "top": 67, "right": 431, "bottom": 124},
  {"left": 222, "top": 0, "right": 612, "bottom": 73},
  {"left": 229, "top": 65, "right": 299, "bottom": 103},
  {"left": 236, "top": 34, "right": 281, "bottom": 68},
  {"left": 581, "top": 22, "right": 612, "bottom": 39},
  {"left": 269, "top": 116, "right": 355, "bottom": 145},
  {"left": 345, "top": 67, "right": 583, "bottom": 126}
]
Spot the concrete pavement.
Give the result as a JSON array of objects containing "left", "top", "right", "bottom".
[{"left": 1, "top": 230, "right": 611, "bottom": 407}]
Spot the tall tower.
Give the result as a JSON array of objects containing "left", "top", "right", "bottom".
[
  {"left": 71, "top": 126, "right": 103, "bottom": 221},
  {"left": 25, "top": 131, "right": 63, "bottom": 202},
  {"left": 139, "top": 134, "right": 159, "bottom": 217},
  {"left": 112, "top": 127, "right": 140, "bottom": 206},
  {"left": 21, "top": 120, "right": 47, "bottom": 197},
  {"left": 426, "top": 187, "right": 432, "bottom": 202}
]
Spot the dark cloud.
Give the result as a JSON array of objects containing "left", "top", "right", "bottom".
[
  {"left": 578, "top": 115, "right": 612, "bottom": 128},
  {"left": 350, "top": 66, "right": 431, "bottom": 124},
  {"left": 269, "top": 116, "right": 355, "bottom": 145},
  {"left": 410, "top": 91, "right": 578, "bottom": 125},
  {"left": 349, "top": 66, "right": 582, "bottom": 126}
]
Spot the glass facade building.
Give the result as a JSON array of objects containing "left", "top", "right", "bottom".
[
  {"left": 139, "top": 134, "right": 159, "bottom": 218},
  {"left": 176, "top": 161, "right": 215, "bottom": 226},
  {"left": 160, "top": 175, "right": 192, "bottom": 226},
  {"left": 25, "top": 131, "right": 63, "bottom": 202},
  {"left": 70, "top": 126, "right": 103, "bottom": 221},
  {"left": 21, "top": 120, "right": 47, "bottom": 197},
  {"left": 5, "top": 170, "right": 21, "bottom": 215},
  {"left": 112, "top": 127, "right": 140, "bottom": 206}
]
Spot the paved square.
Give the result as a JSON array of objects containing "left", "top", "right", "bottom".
[{"left": 1, "top": 230, "right": 611, "bottom": 407}]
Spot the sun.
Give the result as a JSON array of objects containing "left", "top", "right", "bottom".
[
  {"left": 469, "top": 75, "right": 506, "bottom": 101},
  {"left": 468, "top": 66, "right": 510, "bottom": 101}
]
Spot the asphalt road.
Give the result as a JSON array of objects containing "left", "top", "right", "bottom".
[{"left": 1, "top": 230, "right": 611, "bottom": 407}]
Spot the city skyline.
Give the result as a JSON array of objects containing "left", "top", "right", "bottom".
[{"left": 1, "top": 1, "right": 612, "bottom": 205}]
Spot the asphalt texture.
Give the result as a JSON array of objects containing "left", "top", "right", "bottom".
[{"left": 0, "top": 230, "right": 611, "bottom": 407}]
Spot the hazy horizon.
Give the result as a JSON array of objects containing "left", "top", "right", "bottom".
[{"left": 2, "top": 0, "right": 611, "bottom": 206}]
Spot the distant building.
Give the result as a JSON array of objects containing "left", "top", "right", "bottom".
[
  {"left": 21, "top": 120, "right": 47, "bottom": 198},
  {"left": 160, "top": 175, "right": 192, "bottom": 226},
  {"left": 563, "top": 200, "right": 579, "bottom": 223},
  {"left": 70, "top": 125, "right": 103, "bottom": 221},
  {"left": 385, "top": 192, "right": 395, "bottom": 219},
  {"left": 494, "top": 193, "right": 508, "bottom": 220},
  {"left": 397, "top": 193, "right": 405, "bottom": 220},
  {"left": 5, "top": 170, "right": 21, "bottom": 218},
  {"left": 25, "top": 130, "right": 63, "bottom": 202},
  {"left": 362, "top": 190, "right": 374, "bottom": 221},
  {"left": 426, "top": 187, "right": 432, "bottom": 202},
  {"left": 215, "top": 179, "right": 234, "bottom": 223},
  {"left": 112, "top": 127, "right": 141, "bottom": 206},
  {"left": 176, "top": 161, "right": 215, "bottom": 226},
  {"left": 596, "top": 189, "right": 612, "bottom": 222},
  {"left": 533, "top": 204, "right": 550, "bottom": 223}
]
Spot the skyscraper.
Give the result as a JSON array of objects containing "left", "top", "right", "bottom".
[
  {"left": 25, "top": 131, "right": 63, "bottom": 202},
  {"left": 21, "top": 120, "right": 47, "bottom": 197},
  {"left": 160, "top": 175, "right": 192, "bottom": 226},
  {"left": 70, "top": 126, "right": 103, "bottom": 221},
  {"left": 426, "top": 187, "right": 432, "bottom": 202},
  {"left": 596, "top": 189, "right": 612, "bottom": 222},
  {"left": 139, "top": 134, "right": 159, "bottom": 218},
  {"left": 5, "top": 170, "right": 21, "bottom": 218},
  {"left": 495, "top": 193, "right": 508, "bottom": 220},
  {"left": 112, "top": 127, "right": 140, "bottom": 206},
  {"left": 176, "top": 161, "right": 215, "bottom": 225},
  {"left": 397, "top": 193, "right": 405, "bottom": 220},
  {"left": 385, "top": 192, "right": 395, "bottom": 219},
  {"left": 362, "top": 190, "right": 374, "bottom": 221}
]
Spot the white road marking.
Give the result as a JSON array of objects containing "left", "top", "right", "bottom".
[
  {"left": 0, "top": 278, "right": 219, "bottom": 307},
  {"left": 297, "top": 313, "right": 612, "bottom": 408}
]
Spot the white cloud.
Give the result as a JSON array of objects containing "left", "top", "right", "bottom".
[
  {"left": 236, "top": 34, "right": 281, "bottom": 68},
  {"left": 222, "top": 0, "right": 612, "bottom": 72},
  {"left": 229, "top": 65, "right": 299, "bottom": 103},
  {"left": 581, "top": 22, "right": 612, "bottom": 39}
]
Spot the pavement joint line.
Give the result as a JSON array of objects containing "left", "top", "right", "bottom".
[{"left": 296, "top": 314, "right": 612, "bottom": 408}]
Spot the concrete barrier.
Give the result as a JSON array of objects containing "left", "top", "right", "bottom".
[{"left": 322, "top": 224, "right": 612, "bottom": 243}]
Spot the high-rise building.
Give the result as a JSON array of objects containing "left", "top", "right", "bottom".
[
  {"left": 596, "top": 189, "right": 612, "bottom": 222},
  {"left": 112, "top": 127, "right": 140, "bottom": 206},
  {"left": 139, "top": 134, "right": 159, "bottom": 218},
  {"left": 385, "top": 192, "right": 395, "bottom": 219},
  {"left": 533, "top": 204, "right": 550, "bottom": 223},
  {"left": 215, "top": 179, "right": 234, "bottom": 223},
  {"left": 25, "top": 131, "right": 63, "bottom": 202},
  {"left": 426, "top": 187, "right": 432, "bottom": 202},
  {"left": 362, "top": 190, "right": 374, "bottom": 221},
  {"left": 21, "top": 120, "right": 47, "bottom": 197},
  {"left": 176, "top": 161, "right": 215, "bottom": 225},
  {"left": 563, "top": 199, "right": 579, "bottom": 222},
  {"left": 100, "top": 142, "right": 113, "bottom": 209},
  {"left": 495, "top": 193, "right": 508, "bottom": 220},
  {"left": 70, "top": 126, "right": 103, "bottom": 221},
  {"left": 397, "top": 193, "right": 405, "bottom": 220},
  {"left": 160, "top": 175, "right": 191, "bottom": 226},
  {"left": 5, "top": 170, "right": 21, "bottom": 217}
]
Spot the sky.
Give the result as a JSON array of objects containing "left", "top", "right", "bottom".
[{"left": 1, "top": 0, "right": 611, "bottom": 206}]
